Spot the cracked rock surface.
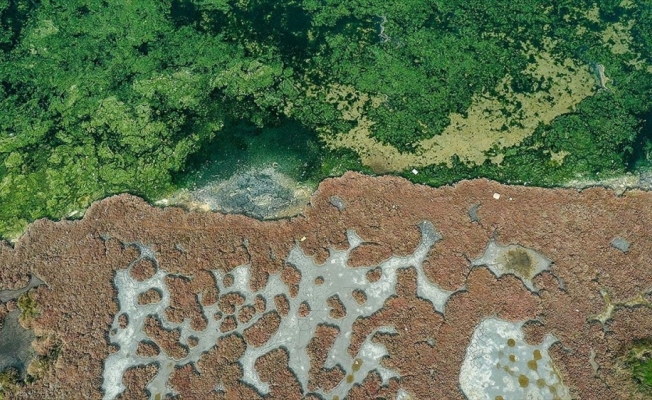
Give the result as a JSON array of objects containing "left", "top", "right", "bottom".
[{"left": 0, "top": 172, "right": 651, "bottom": 399}]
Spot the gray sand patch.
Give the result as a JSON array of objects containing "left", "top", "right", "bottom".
[
  {"left": 158, "top": 168, "right": 312, "bottom": 220},
  {"left": 102, "top": 221, "right": 459, "bottom": 399},
  {"left": 472, "top": 240, "right": 553, "bottom": 292},
  {"left": 0, "top": 311, "right": 36, "bottom": 377},
  {"left": 460, "top": 317, "right": 570, "bottom": 400},
  {"left": 0, "top": 275, "right": 46, "bottom": 303},
  {"left": 328, "top": 195, "right": 346, "bottom": 212}
]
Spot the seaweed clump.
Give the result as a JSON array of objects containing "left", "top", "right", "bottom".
[
  {"left": 626, "top": 338, "right": 652, "bottom": 395},
  {"left": 16, "top": 292, "right": 40, "bottom": 327},
  {"left": 0, "top": 367, "right": 19, "bottom": 399}
]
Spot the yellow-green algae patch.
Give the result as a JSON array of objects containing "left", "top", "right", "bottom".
[
  {"left": 582, "top": 1, "right": 652, "bottom": 74},
  {"left": 319, "top": 39, "right": 596, "bottom": 173}
]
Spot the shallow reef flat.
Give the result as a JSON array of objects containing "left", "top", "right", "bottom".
[{"left": 1, "top": 172, "right": 652, "bottom": 399}]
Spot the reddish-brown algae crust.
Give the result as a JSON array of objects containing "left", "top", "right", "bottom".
[{"left": 0, "top": 172, "right": 650, "bottom": 399}]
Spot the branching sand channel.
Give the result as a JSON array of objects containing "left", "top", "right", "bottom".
[{"left": 103, "top": 221, "right": 458, "bottom": 399}]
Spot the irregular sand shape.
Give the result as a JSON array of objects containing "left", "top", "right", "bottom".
[
  {"left": 472, "top": 240, "right": 552, "bottom": 292},
  {"left": 460, "top": 317, "right": 570, "bottom": 400},
  {"left": 0, "top": 274, "right": 46, "bottom": 303},
  {"left": 590, "top": 288, "right": 652, "bottom": 327},
  {"left": 102, "top": 221, "right": 458, "bottom": 399}
]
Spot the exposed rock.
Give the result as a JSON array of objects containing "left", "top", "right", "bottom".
[
  {"left": 611, "top": 236, "right": 631, "bottom": 253},
  {"left": 563, "top": 170, "right": 652, "bottom": 195},
  {"left": 328, "top": 196, "right": 347, "bottom": 211},
  {"left": 468, "top": 203, "right": 481, "bottom": 223}
]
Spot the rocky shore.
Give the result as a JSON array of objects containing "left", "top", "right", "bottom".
[{"left": 1, "top": 172, "right": 651, "bottom": 399}]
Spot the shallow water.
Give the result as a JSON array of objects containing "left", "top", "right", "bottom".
[{"left": 0, "top": 311, "right": 35, "bottom": 377}]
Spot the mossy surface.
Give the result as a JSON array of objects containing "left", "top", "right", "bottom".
[
  {"left": 633, "top": 358, "right": 652, "bottom": 389},
  {"left": 0, "top": 367, "right": 18, "bottom": 398},
  {"left": 16, "top": 292, "right": 39, "bottom": 326},
  {"left": 0, "top": 0, "right": 651, "bottom": 239},
  {"left": 627, "top": 339, "right": 652, "bottom": 394}
]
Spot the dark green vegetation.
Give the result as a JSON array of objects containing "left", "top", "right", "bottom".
[
  {"left": 405, "top": 91, "right": 650, "bottom": 187},
  {"left": 176, "top": 119, "right": 370, "bottom": 189},
  {"left": 633, "top": 358, "right": 652, "bottom": 392},
  {"left": 0, "top": 0, "right": 651, "bottom": 238},
  {"left": 625, "top": 338, "right": 652, "bottom": 395}
]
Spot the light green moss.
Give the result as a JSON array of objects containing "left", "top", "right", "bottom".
[
  {"left": 16, "top": 292, "right": 39, "bottom": 326},
  {"left": 0, "top": 367, "right": 19, "bottom": 398}
]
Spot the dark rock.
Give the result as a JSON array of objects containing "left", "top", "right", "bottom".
[
  {"left": 610, "top": 237, "right": 630, "bottom": 253},
  {"left": 328, "top": 196, "right": 346, "bottom": 211}
]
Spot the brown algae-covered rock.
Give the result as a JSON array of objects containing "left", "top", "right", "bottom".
[{"left": 0, "top": 172, "right": 650, "bottom": 398}]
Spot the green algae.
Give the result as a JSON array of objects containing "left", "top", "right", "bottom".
[
  {"left": 16, "top": 292, "right": 39, "bottom": 326},
  {"left": 633, "top": 358, "right": 652, "bottom": 391},
  {"left": 626, "top": 339, "right": 652, "bottom": 394},
  {"left": 0, "top": 0, "right": 651, "bottom": 242},
  {"left": 0, "top": 367, "right": 18, "bottom": 399}
]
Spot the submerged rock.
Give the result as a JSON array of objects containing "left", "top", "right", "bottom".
[{"left": 165, "top": 167, "right": 312, "bottom": 219}]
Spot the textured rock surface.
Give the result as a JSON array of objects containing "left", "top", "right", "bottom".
[
  {"left": 160, "top": 167, "right": 312, "bottom": 220},
  {"left": 0, "top": 172, "right": 651, "bottom": 399}
]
